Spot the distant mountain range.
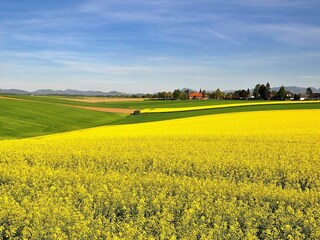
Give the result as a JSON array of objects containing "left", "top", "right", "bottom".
[
  {"left": 227, "top": 86, "right": 320, "bottom": 94},
  {"left": 0, "top": 88, "right": 129, "bottom": 96},
  {"left": 270, "top": 86, "right": 320, "bottom": 94},
  {"left": 0, "top": 86, "right": 319, "bottom": 96}
]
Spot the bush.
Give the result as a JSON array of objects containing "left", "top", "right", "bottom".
[{"left": 132, "top": 110, "right": 141, "bottom": 115}]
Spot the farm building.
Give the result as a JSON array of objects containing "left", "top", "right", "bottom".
[
  {"left": 189, "top": 92, "right": 203, "bottom": 100},
  {"left": 311, "top": 93, "right": 320, "bottom": 99},
  {"left": 299, "top": 94, "right": 309, "bottom": 100},
  {"left": 299, "top": 93, "right": 320, "bottom": 100}
]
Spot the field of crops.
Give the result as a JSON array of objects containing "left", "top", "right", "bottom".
[
  {"left": 3, "top": 95, "right": 320, "bottom": 139},
  {"left": 140, "top": 100, "right": 318, "bottom": 113},
  {"left": 1, "top": 110, "right": 320, "bottom": 239}
]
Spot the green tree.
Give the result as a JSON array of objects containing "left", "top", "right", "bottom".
[
  {"left": 233, "top": 90, "right": 240, "bottom": 99},
  {"left": 276, "top": 86, "right": 287, "bottom": 100},
  {"left": 165, "top": 92, "right": 173, "bottom": 99},
  {"left": 209, "top": 91, "right": 215, "bottom": 99},
  {"left": 224, "top": 92, "right": 233, "bottom": 99},
  {"left": 180, "top": 91, "right": 188, "bottom": 100},
  {"left": 173, "top": 89, "right": 187, "bottom": 100},
  {"left": 215, "top": 88, "right": 223, "bottom": 99},
  {"left": 266, "top": 82, "right": 271, "bottom": 99},
  {"left": 239, "top": 89, "right": 249, "bottom": 99},
  {"left": 266, "top": 82, "right": 271, "bottom": 91},
  {"left": 259, "top": 84, "right": 268, "bottom": 100},
  {"left": 253, "top": 84, "right": 261, "bottom": 99},
  {"left": 172, "top": 89, "right": 182, "bottom": 100},
  {"left": 157, "top": 92, "right": 166, "bottom": 99},
  {"left": 306, "top": 87, "right": 313, "bottom": 97},
  {"left": 294, "top": 94, "right": 301, "bottom": 101}
]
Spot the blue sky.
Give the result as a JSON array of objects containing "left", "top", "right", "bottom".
[{"left": 0, "top": 0, "right": 319, "bottom": 92}]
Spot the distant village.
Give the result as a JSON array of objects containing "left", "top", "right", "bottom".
[{"left": 143, "top": 83, "right": 320, "bottom": 101}]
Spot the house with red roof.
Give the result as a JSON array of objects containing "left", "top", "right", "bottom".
[{"left": 189, "top": 92, "right": 205, "bottom": 100}]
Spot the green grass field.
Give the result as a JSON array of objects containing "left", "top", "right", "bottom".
[
  {"left": 7, "top": 95, "right": 249, "bottom": 109},
  {"left": 0, "top": 98, "right": 126, "bottom": 139},
  {"left": 1, "top": 95, "right": 320, "bottom": 139}
]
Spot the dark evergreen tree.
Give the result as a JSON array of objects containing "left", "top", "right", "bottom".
[
  {"left": 259, "top": 84, "right": 268, "bottom": 100},
  {"left": 246, "top": 88, "right": 250, "bottom": 97},
  {"left": 253, "top": 84, "right": 261, "bottom": 99},
  {"left": 306, "top": 87, "right": 313, "bottom": 97},
  {"left": 239, "top": 89, "right": 249, "bottom": 99},
  {"left": 266, "top": 82, "right": 271, "bottom": 99},
  {"left": 276, "top": 86, "right": 287, "bottom": 100}
]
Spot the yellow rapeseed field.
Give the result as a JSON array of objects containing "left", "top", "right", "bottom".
[
  {"left": 0, "top": 110, "right": 320, "bottom": 239},
  {"left": 141, "top": 100, "right": 318, "bottom": 113}
]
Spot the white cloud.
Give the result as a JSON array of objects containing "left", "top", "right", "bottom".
[
  {"left": 249, "top": 24, "right": 320, "bottom": 46},
  {"left": 206, "top": 28, "right": 243, "bottom": 46}
]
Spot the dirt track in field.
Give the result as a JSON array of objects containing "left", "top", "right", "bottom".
[
  {"left": 0, "top": 96, "right": 34, "bottom": 102},
  {"left": 62, "top": 104, "right": 134, "bottom": 114},
  {"left": 0, "top": 95, "right": 134, "bottom": 114},
  {"left": 58, "top": 97, "right": 148, "bottom": 103}
]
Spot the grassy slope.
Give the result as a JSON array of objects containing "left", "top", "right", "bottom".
[
  {"left": 91, "top": 99, "right": 248, "bottom": 109},
  {"left": 0, "top": 98, "right": 126, "bottom": 139},
  {"left": 7, "top": 95, "right": 249, "bottom": 109}
]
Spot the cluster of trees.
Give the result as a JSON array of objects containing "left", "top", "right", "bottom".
[
  {"left": 142, "top": 89, "right": 220, "bottom": 100},
  {"left": 251, "top": 83, "right": 289, "bottom": 100},
  {"left": 292, "top": 87, "right": 314, "bottom": 100},
  {"left": 65, "top": 86, "right": 314, "bottom": 100},
  {"left": 208, "top": 89, "right": 224, "bottom": 99},
  {"left": 142, "top": 89, "right": 197, "bottom": 100},
  {"left": 252, "top": 83, "right": 272, "bottom": 100},
  {"left": 139, "top": 84, "right": 315, "bottom": 101},
  {"left": 141, "top": 92, "right": 176, "bottom": 99},
  {"left": 224, "top": 89, "right": 250, "bottom": 100},
  {"left": 148, "top": 84, "right": 271, "bottom": 100}
]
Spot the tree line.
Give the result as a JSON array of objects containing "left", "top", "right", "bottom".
[
  {"left": 136, "top": 83, "right": 314, "bottom": 100},
  {"left": 49, "top": 85, "right": 315, "bottom": 100}
]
